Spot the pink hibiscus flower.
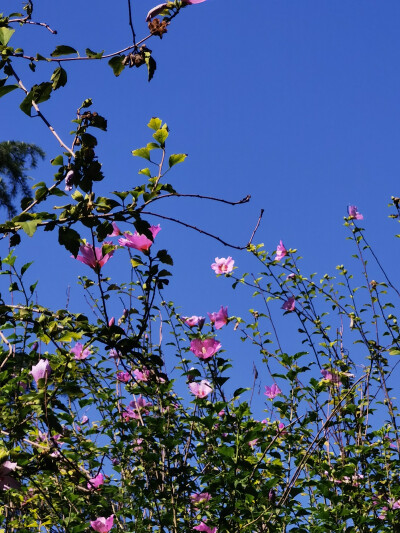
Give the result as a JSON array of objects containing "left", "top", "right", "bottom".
[
  {"left": 182, "top": 316, "right": 205, "bottom": 328},
  {"left": 207, "top": 306, "right": 228, "bottom": 330},
  {"left": 31, "top": 359, "right": 52, "bottom": 385},
  {"left": 275, "top": 240, "right": 287, "bottom": 261},
  {"left": 90, "top": 515, "right": 114, "bottom": 532},
  {"left": 282, "top": 296, "right": 295, "bottom": 312},
  {"left": 191, "top": 492, "right": 211, "bottom": 505},
  {"left": 71, "top": 342, "right": 90, "bottom": 360},
  {"left": 264, "top": 383, "right": 282, "bottom": 399},
  {"left": 118, "top": 225, "right": 161, "bottom": 252},
  {"left": 87, "top": 472, "right": 104, "bottom": 490},
  {"left": 347, "top": 205, "right": 363, "bottom": 220},
  {"left": 189, "top": 380, "right": 213, "bottom": 399},
  {"left": 211, "top": 257, "right": 234, "bottom": 275},
  {"left": 193, "top": 522, "right": 217, "bottom": 533},
  {"left": 75, "top": 242, "right": 114, "bottom": 272},
  {"left": 190, "top": 338, "right": 221, "bottom": 360}
]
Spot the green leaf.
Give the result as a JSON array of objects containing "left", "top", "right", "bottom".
[
  {"left": 20, "top": 82, "right": 53, "bottom": 116},
  {"left": 21, "top": 262, "right": 34, "bottom": 276},
  {"left": 85, "top": 48, "right": 104, "bottom": 59},
  {"left": 108, "top": 56, "right": 125, "bottom": 77},
  {"left": 169, "top": 153, "right": 187, "bottom": 168},
  {"left": 130, "top": 258, "right": 143, "bottom": 268},
  {"left": 389, "top": 349, "right": 400, "bottom": 356},
  {"left": 148, "top": 117, "right": 162, "bottom": 131},
  {"left": 9, "top": 234, "right": 20, "bottom": 247},
  {"left": 139, "top": 168, "right": 151, "bottom": 177},
  {"left": 0, "top": 84, "right": 18, "bottom": 98},
  {"left": 80, "top": 133, "right": 97, "bottom": 147},
  {"left": 19, "top": 220, "right": 39, "bottom": 237},
  {"left": 51, "top": 155, "right": 64, "bottom": 166},
  {"left": 50, "top": 45, "right": 77, "bottom": 57},
  {"left": 0, "top": 27, "right": 15, "bottom": 46},
  {"left": 58, "top": 227, "right": 81, "bottom": 256},
  {"left": 132, "top": 147, "right": 151, "bottom": 161},
  {"left": 153, "top": 128, "right": 169, "bottom": 146},
  {"left": 144, "top": 51, "right": 156, "bottom": 81},
  {"left": 50, "top": 66, "right": 67, "bottom": 90},
  {"left": 156, "top": 249, "right": 173, "bottom": 266}
]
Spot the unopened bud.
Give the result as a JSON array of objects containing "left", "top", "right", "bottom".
[
  {"left": 64, "top": 170, "right": 74, "bottom": 191},
  {"left": 108, "top": 317, "right": 115, "bottom": 327}
]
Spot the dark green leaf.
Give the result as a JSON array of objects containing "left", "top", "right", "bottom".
[
  {"left": 9, "top": 234, "right": 20, "bottom": 247},
  {"left": 50, "top": 66, "right": 67, "bottom": 90},
  {"left": 0, "top": 84, "right": 18, "bottom": 98},
  {"left": 50, "top": 45, "right": 77, "bottom": 57},
  {"left": 156, "top": 249, "right": 173, "bottom": 266},
  {"left": 85, "top": 48, "right": 104, "bottom": 59},
  {"left": 108, "top": 56, "right": 125, "bottom": 77},
  {"left": 20, "top": 82, "right": 53, "bottom": 116},
  {"left": 144, "top": 51, "right": 156, "bottom": 81},
  {"left": 58, "top": 227, "right": 81, "bottom": 257},
  {"left": 51, "top": 155, "right": 64, "bottom": 166}
]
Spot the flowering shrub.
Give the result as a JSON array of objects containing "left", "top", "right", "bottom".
[{"left": 0, "top": 2, "right": 400, "bottom": 533}]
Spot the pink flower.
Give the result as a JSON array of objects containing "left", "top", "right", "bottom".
[
  {"left": 133, "top": 368, "right": 150, "bottom": 382},
  {"left": 275, "top": 240, "right": 287, "bottom": 261},
  {"left": 81, "top": 415, "right": 89, "bottom": 424},
  {"left": 116, "top": 371, "right": 131, "bottom": 383},
  {"left": 182, "top": 316, "right": 205, "bottom": 328},
  {"left": 87, "top": 473, "right": 104, "bottom": 490},
  {"left": 109, "top": 349, "right": 119, "bottom": 359},
  {"left": 282, "top": 296, "right": 295, "bottom": 312},
  {"left": 146, "top": 3, "right": 168, "bottom": 21},
  {"left": 207, "top": 306, "right": 228, "bottom": 330},
  {"left": 190, "top": 338, "right": 221, "bottom": 360},
  {"left": 110, "top": 222, "right": 122, "bottom": 237},
  {"left": 75, "top": 242, "right": 114, "bottom": 272},
  {"left": 123, "top": 396, "right": 152, "bottom": 421},
  {"left": 31, "top": 359, "right": 52, "bottom": 385},
  {"left": 189, "top": 380, "right": 213, "bottom": 399},
  {"left": 0, "top": 461, "right": 19, "bottom": 490},
  {"left": 193, "top": 522, "right": 217, "bottom": 533},
  {"left": 248, "top": 439, "right": 258, "bottom": 448},
  {"left": 264, "top": 383, "right": 282, "bottom": 399},
  {"left": 218, "top": 410, "right": 225, "bottom": 417},
  {"left": 211, "top": 256, "right": 234, "bottom": 275},
  {"left": 184, "top": 0, "right": 207, "bottom": 4},
  {"left": 64, "top": 169, "right": 74, "bottom": 191},
  {"left": 321, "top": 369, "right": 341, "bottom": 384},
  {"left": 108, "top": 317, "right": 115, "bottom": 327},
  {"left": 191, "top": 492, "right": 211, "bottom": 504},
  {"left": 90, "top": 515, "right": 114, "bottom": 532},
  {"left": 71, "top": 342, "right": 90, "bottom": 360},
  {"left": 347, "top": 205, "right": 363, "bottom": 220},
  {"left": 277, "top": 422, "right": 287, "bottom": 436},
  {"left": 118, "top": 225, "right": 161, "bottom": 252}
]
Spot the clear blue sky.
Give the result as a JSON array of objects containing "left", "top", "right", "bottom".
[{"left": 2, "top": 0, "right": 400, "bottom": 416}]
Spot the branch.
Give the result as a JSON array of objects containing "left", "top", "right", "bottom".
[
  {"left": 8, "top": 18, "right": 57, "bottom": 34},
  {"left": 9, "top": 66, "right": 75, "bottom": 158},
  {"left": 127, "top": 0, "right": 137, "bottom": 45},
  {"left": 140, "top": 192, "right": 251, "bottom": 210},
  {"left": 139, "top": 208, "right": 264, "bottom": 250}
]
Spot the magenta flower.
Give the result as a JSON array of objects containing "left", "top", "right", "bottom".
[
  {"left": 208, "top": 306, "right": 228, "bottom": 330},
  {"left": 191, "top": 492, "right": 211, "bottom": 505},
  {"left": 275, "top": 240, "right": 287, "bottom": 261},
  {"left": 211, "top": 256, "right": 234, "bottom": 275},
  {"left": 31, "top": 359, "right": 52, "bottom": 385},
  {"left": 282, "top": 296, "right": 295, "bottom": 312},
  {"left": 184, "top": 0, "right": 207, "bottom": 4},
  {"left": 190, "top": 338, "right": 221, "bottom": 360},
  {"left": 133, "top": 368, "right": 150, "bottom": 382},
  {"left": 117, "top": 371, "right": 131, "bottom": 383},
  {"left": 248, "top": 438, "right": 259, "bottom": 448},
  {"left": 347, "top": 205, "right": 363, "bottom": 220},
  {"left": 75, "top": 242, "right": 114, "bottom": 272},
  {"left": 193, "top": 522, "right": 217, "bottom": 533},
  {"left": 90, "top": 515, "right": 114, "bottom": 532},
  {"left": 321, "top": 369, "right": 341, "bottom": 384},
  {"left": 108, "top": 317, "right": 115, "bottom": 327},
  {"left": 264, "top": 383, "right": 282, "bottom": 399},
  {"left": 182, "top": 315, "right": 205, "bottom": 328},
  {"left": 123, "top": 396, "right": 152, "bottom": 421},
  {"left": 87, "top": 472, "right": 104, "bottom": 490},
  {"left": 109, "top": 349, "right": 119, "bottom": 359},
  {"left": 71, "top": 342, "right": 90, "bottom": 360},
  {"left": 118, "top": 225, "right": 161, "bottom": 252},
  {"left": 0, "top": 461, "right": 19, "bottom": 490},
  {"left": 189, "top": 380, "right": 213, "bottom": 399},
  {"left": 110, "top": 222, "right": 122, "bottom": 237}
]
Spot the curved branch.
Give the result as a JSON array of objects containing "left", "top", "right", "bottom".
[
  {"left": 8, "top": 18, "right": 57, "bottom": 34},
  {"left": 140, "top": 192, "right": 251, "bottom": 210}
]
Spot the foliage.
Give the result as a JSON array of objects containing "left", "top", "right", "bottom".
[{"left": 0, "top": 2, "right": 400, "bottom": 532}]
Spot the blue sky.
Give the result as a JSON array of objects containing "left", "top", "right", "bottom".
[{"left": 2, "top": 0, "right": 400, "bottom": 418}]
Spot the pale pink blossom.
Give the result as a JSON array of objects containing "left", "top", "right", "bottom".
[
  {"left": 193, "top": 522, "right": 217, "bottom": 533},
  {"left": 248, "top": 439, "right": 258, "bottom": 448},
  {"left": 0, "top": 461, "right": 19, "bottom": 490},
  {"left": 31, "top": 359, "right": 52, "bottom": 385},
  {"left": 81, "top": 416, "right": 89, "bottom": 424},
  {"left": 264, "top": 383, "right": 282, "bottom": 399},
  {"left": 75, "top": 242, "right": 114, "bottom": 272},
  {"left": 123, "top": 396, "right": 152, "bottom": 421},
  {"left": 190, "top": 338, "right": 221, "bottom": 360},
  {"left": 184, "top": 0, "right": 207, "bottom": 4},
  {"left": 191, "top": 492, "right": 211, "bottom": 504},
  {"left": 182, "top": 316, "right": 205, "bottom": 328},
  {"left": 118, "top": 225, "right": 161, "bottom": 252},
  {"left": 108, "top": 317, "right": 115, "bottom": 327},
  {"left": 133, "top": 438, "right": 144, "bottom": 451},
  {"left": 71, "top": 342, "right": 90, "bottom": 360},
  {"left": 282, "top": 296, "right": 295, "bottom": 312},
  {"left": 321, "top": 369, "right": 341, "bottom": 384},
  {"left": 117, "top": 371, "right": 131, "bottom": 383},
  {"left": 207, "top": 306, "right": 228, "bottom": 330},
  {"left": 189, "top": 380, "right": 213, "bottom": 399},
  {"left": 90, "top": 515, "right": 114, "bottom": 532},
  {"left": 87, "top": 473, "right": 104, "bottom": 490},
  {"left": 211, "top": 256, "right": 234, "bottom": 275},
  {"left": 146, "top": 3, "right": 168, "bottom": 21},
  {"left": 64, "top": 169, "right": 74, "bottom": 191},
  {"left": 275, "top": 240, "right": 287, "bottom": 261},
  {"left": 218, "top": 410, "right": 226, "bottom": 417},
  {"left": 347, "top": 205, "right": 363, "bottom": 220},
  {"left": 286, "top": 273, "right": 296, "bottom": 280},
  {"left": 133, "top": 368, "right": 150, "bottom": 382},
  {"left": 109, "top": 349, "right": 119, "bottom": 359}
]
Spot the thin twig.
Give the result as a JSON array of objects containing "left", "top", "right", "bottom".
[
  {"left": 8, "top": 18, "right": 57, "bottom": 34},
  {"left": 127, "top": 0, "right": 137, "bottom": 45},
  {"left": 141, "top": 192, "right": 251, "bottom": 210}
]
